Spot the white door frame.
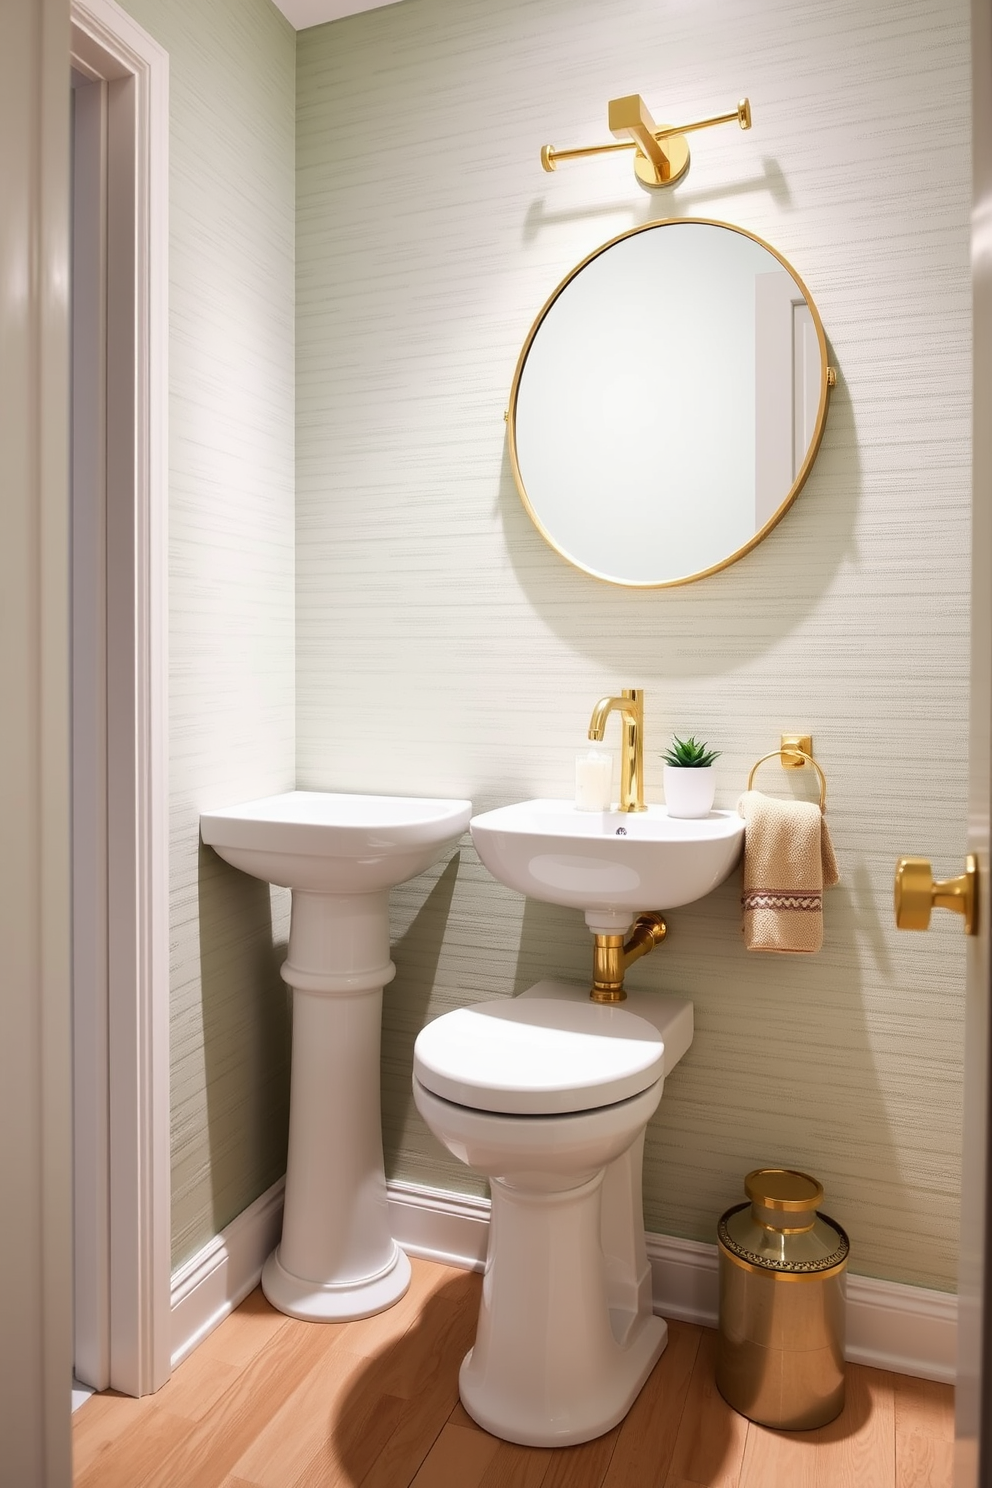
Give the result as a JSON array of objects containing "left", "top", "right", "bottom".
[{"left": 69, "top": 0, "right": 171, "bottom": 1397}]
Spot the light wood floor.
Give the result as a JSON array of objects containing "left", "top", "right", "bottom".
[{"left": 73, "top": 1257, "right": 954, "bottom": 1488}]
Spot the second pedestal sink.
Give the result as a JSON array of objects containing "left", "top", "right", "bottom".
[{"left": 200, "top": 790, "right": 472, "bottom": 1321}]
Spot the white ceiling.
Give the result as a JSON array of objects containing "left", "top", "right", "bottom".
[{"left": 273, "top": 0, "right": 407, "bottom": 28}]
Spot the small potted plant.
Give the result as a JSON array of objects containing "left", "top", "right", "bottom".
[{"left": 662, "top": 734, "right": 721, "bottom": 818}]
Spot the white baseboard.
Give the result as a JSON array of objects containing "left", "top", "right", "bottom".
[
  {"left": 386, "top": 1179, "right": 489, "bottom": 1271},
  {"left": 170, "top": 1177, "right": 285, "bottom": 1369},
  {"left": 642, "top": 1231, "right": 958, "bottom": 1384},
  {"left": 844, "top": 1270, "right": 958, "bottom": 1384},
  {"left": 170, "top": 1176, "right": 957, "bottom": 1386}
]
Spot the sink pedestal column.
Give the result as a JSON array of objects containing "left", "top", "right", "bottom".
[{"left": 261, "top": 889, "right": 411, "bottom": 1321}]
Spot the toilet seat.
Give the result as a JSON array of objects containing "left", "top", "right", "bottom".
[{"left": 413, "top": 997, "right": 665, "bottom": 1115}]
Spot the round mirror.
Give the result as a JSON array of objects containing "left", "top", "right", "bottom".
[{"left": 508, "top": 219, "right": 833, "bottom": 587}]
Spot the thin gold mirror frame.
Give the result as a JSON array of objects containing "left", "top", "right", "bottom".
[{"left": 507, "top": 217, "right": 835, "bottom": 588}]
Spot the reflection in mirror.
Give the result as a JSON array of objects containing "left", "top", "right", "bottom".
[{"left": 508, "top": 219, "right": 832, "bottom": 587}]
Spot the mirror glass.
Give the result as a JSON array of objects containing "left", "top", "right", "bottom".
[{"left": 508, "top": 219, "right": 831, "bottom": 587}]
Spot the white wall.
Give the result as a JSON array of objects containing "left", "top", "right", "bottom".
[
  {"left": 120, "top": 0, "right": 298, "bottom": 1268},
  {"left": 296, "top": 0, "right": 971, "bottom": 1290}
]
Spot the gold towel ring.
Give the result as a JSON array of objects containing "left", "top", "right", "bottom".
[{"left": 747, "top": 749, "right": 827, "bottom": 813}]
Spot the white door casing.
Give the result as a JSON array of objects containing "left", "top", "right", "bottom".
[
  {"left": 70, "top": 60, "right": 112, "bottom": 1392},
  {"left": 69, "top": 0, "right": 171, "bottom": 1398}
]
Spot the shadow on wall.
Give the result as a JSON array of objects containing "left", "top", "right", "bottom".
[
  {"left": 498, "top": 388, "right": 861, "bottom": 678},
  {"left": 196, "top": 842, "right": 292, "bottom": 1241},
  {"left": 512, "top": 896, "right": 594, "bottom": 995},
  {"left": 382, "top": 855, "right": 462, "bottom": 1176},
  {"left": 637, "top": 865, "right": 909, "bottom": 1277},
  {"left": 522, "top": 154, "right": 793, "bottom": 242}
]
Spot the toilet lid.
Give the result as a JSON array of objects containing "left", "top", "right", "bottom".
[{"left": 413, "top": 998, "right": 666, "bottom": 1115}]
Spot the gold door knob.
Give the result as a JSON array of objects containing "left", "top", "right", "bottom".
[{"left": 894, "top": 855, "right": 977, "bottom": 935}]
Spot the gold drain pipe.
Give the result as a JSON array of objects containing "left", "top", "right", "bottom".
[{"left": 590, "top": 913, "right": 668, "bottom": 1002}]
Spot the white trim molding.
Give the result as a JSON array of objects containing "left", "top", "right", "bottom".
[
  {"left": 171, "top": 1179, "right": 958, "bottom": 1387},
  {"left": 171, "top": 1181, "right": 286, "bottom": 1370},
  {"left": 70, "top": 0, "right": 171, "bottom": 1398}
]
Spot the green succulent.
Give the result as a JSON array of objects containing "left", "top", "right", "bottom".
[{"left": 662, "top": 734, "right": 721, "bottom": 769}]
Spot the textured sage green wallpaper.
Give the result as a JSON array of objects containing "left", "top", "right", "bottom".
[
  {"left": 296, "top": 0, "right": 971, "bottom": 1290},
  {"left": 119, "top": 0, "right": 297, "bottom": 1269}
]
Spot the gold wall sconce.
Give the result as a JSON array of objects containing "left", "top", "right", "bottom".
[{"left": 541, "top": 94, "right": 751, "bottom": 189}]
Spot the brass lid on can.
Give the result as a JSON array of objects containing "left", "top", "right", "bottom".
[{"left": 745, "top": 1168, "right": 823, "bottom": 1228}]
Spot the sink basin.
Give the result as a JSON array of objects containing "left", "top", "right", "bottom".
[
  {"left": 200, "top": 789, "right": 472, "bottom": 892},
  {"left": 470, "top": 799, "right": 744, "bottom": 927}
]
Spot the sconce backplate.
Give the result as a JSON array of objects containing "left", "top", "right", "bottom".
[{"left": 633, "top": 132, "right": 690, "bottom": 188}]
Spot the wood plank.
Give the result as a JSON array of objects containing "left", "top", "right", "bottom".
[
  {"left": 227, "top": 1339, "right": 377, "bottom": 1487},
  {"left": 409, "top": 1423, "right": 501, "bottom": 1487},
  {"left": 291, "top": 1390, "right": 410, "bottom": 1488},
  {"left": 477, "top": 1439, "right": 553, "bottom": 1488},
  {"left": 211, "top": 1261, "right": 474, "bottom": 1488},
  {"left": 355, "top": 1293, "right": 480, "bottom": 1488},
  {"left": 540, "top": 1426, "right": 620, "bottom": 1488},
  {"left": 448, "top": 1400, "right": 486, "bottom": 1432},
  {"left": 195, "top": 1287, "right": 293, "bottom": 1371},
  {"left": 893, "top": 1372, "right": 955, "bottom": 1488},
  {"left": 739, "top": 1423, "right": 817, "bottom": 1488},
  {"left": 663, "top": 1328, "right": 748, "bottom": 1488},
  {"left": 76, "top": 1315, "right": 342, "bottom": 1488},
  {"left": 145, "top": 1345, "right": 241, "bottom": 1424},
  {"left": 602, "top": 1319, "right": 701, "bottom": 1488},
  {"left": 342, "top": 1256, "right": 471, "bottom": 1361},
  {"left": 367, "top": 1281, "right": 478, "bottom": 1403},
  {"left": 72, "top": 1391, "right": 157, "bottom": 1479},
  {"left": 893, "top": 1375, "right": 955, "bottom": 1442},
  {"left": 74, "top": 1407, "right": 195, "bottom": 1488},
  {"left": 892, "top": 1432, "right": 954, "bottom": 1488},
  {"left": 415, "top": 1411, "right": 617, "bottom": 1488},
  {"left": 811, "top": 1364, "right": 895, "bottom": 1488}
]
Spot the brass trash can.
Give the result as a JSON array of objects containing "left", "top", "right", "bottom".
[{"left": 716, "top": 1169, "right": 849, "bottom": 1430}]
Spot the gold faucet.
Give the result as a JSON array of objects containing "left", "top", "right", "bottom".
[{"left": 587, "top": 688, "right": 646, "bottom": 812}]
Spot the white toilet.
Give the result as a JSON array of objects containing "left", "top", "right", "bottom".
[{"left": 412, "top": 978, "right": 693, "bottom": 1448}]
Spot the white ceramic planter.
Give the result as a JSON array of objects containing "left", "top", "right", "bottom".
[{"left": 663, "top": 765, "right": 716, "bottom": 819}]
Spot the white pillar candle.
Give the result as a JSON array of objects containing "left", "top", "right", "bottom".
[{"left": 575, "top": 749, "right": 613, "bottom": 811}]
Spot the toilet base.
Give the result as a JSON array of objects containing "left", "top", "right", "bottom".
[
  {"left": 260, "top": 1240, "right": 411, "bottom": 1322},
  {"left": 454, "top": 1156, "right": 667, "bottom": 1448},
  {"left": 460, "top": 1313, "right": 668, "bottom": 1447}
]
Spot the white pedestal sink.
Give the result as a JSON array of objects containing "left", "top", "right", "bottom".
[{"left": 200, "top": 790, "right": 472, "bottom": 1321}]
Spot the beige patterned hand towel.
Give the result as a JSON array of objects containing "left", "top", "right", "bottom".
[{"left": 737, "top": 791, "right": 839, "bottom": 953}]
